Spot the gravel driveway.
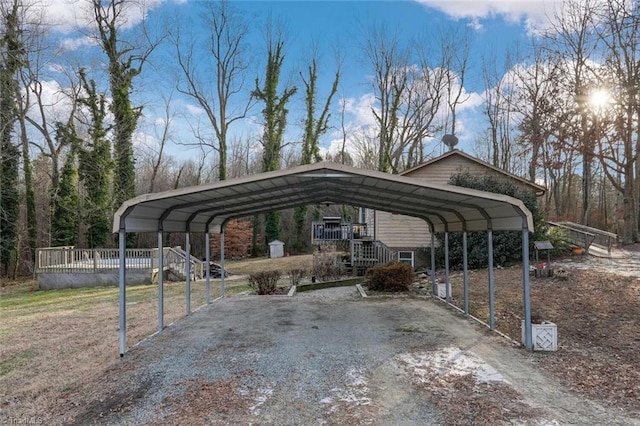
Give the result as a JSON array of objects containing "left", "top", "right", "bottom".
[{"left": 70, "top": 286, "right": 638, "bottom": 425}]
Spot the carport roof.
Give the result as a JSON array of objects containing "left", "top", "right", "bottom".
[{"left": 112, "top": 161, "right": 533, "bottom": 234}]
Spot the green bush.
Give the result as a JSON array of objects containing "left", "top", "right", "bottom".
[
  {"left": 248, "top": 270, "right": 281, "bottom": 295},
  {"left": 366, "top": 262, "right": 415, "bottom": 292},
  {"left": 544, "top": 226, "right": 572, "bottom": 256},
  {"left": 435, "top": 172, "right": 546, "bottom": 269}
]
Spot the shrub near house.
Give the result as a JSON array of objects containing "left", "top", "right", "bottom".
[
  {"left": 366, "top": 262, "right": 415, "bottom": 292},
  {"left": 437, "top": 172, "right": 546, "bottom": 269}
]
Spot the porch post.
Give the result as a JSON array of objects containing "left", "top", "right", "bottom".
[
  {"left": 463, "top": 231, "right": 469, "bottom": 315},
  {"left": 220, "top": 227, "right": 226, "bottom": 296},
  {"left": 118, "top": 229, "right": 126, "bottom": 357},
  {"left": 205, "top": 232, "right": 211, "bottom": 304},
  {"left": 488, "top": 229, "right": 495, "bottom": 330},
  {"left": 185, "top": 231, "right": 191, "bottom": 315},
  {"left": 444, "top": 232, "right": 450, "bottom": 303},
  {"left": 523, "top": 228, "right": 533, "bottom": 349},
  {"left": 158, "top": 230, "right": 164, "bottom": 331},
  {"left": 430, "top": 231, "right": 437, "bottom": 296}
]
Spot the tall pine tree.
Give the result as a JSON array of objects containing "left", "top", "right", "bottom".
[{"left": 0, "top": 2, "right": 23, "bottom": 276}]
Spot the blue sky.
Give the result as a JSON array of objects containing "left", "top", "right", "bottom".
[{"left": 41, "top": 0, "right": 568, "bottom": 166}]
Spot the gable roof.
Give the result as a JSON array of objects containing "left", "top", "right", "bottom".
[
  {"left": 113, "top": 161, "right": 533, "bottom": 234},
  {"left": 401, "top": 149, "right": 546, "bottom": 196}
]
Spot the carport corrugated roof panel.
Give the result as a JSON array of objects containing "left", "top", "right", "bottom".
[{"left": 113, "top": 161, "right": 533, "bottom": 234}]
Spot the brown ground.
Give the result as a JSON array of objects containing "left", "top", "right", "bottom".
[
  {"left": 438, "top": 258, "right": 640, "bottom": 417},
  {"left": 1, "top": 253, "right": 639, "bottom": 423}
]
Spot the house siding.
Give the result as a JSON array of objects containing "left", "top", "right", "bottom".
[
  {"left": 375, "top": 153, "right": 539, "bottom": 250},
  {"left": 403, "top": 155, "right": 535, "bottom": 193},
  {"left": 375, "top": 210, "right": 431, "bottom": 248}
]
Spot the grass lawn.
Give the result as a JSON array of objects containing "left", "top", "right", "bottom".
[
  {"left": 0, "top": 274, "right": 252, "bottom": 420},
  {"left": 0, "top": 254, "right": 312, "bottom": 419}
]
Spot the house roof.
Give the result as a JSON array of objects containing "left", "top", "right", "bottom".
[
  {"left": 113, "top": 161, "right": 534, "bottom": 234},
  {"left": 401, "top": 149, "right": 547, "bottom": 196}
]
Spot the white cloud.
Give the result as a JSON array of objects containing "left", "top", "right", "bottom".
[
  {"left": 28, "top": 0, "right": 167, "bottom": 33},
  {"left": 58, "top": 36, "right": 97, "bottom": 52},
  {"left": 185, "top": 104, "right": 205, "bottom": 115},
  {"left": 24, "top": 80, "right": 74, "bottom": 124},
  {"left": 342, "top": 94, "right": 378, "bottom": 128},
  {"left": 415, "top": 0, "right": 567, "bottom": 34}
]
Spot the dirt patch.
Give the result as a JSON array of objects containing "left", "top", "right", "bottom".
[
  {"left": 160, "top": 374, "right": 253, "bottom": 425},
  {"left": 41, "top": 288, "right": 638, "bottom": 425},
  {"left": 426, "top": 259, "right": 640, "bottom": 418}
]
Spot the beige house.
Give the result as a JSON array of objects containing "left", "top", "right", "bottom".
[{"left": 373, "top": 149, "right": 546, "bottom": 268}]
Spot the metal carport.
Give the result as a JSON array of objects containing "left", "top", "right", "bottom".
[{"left": 113, "top": 161, "right": 535, "bottom": 355}]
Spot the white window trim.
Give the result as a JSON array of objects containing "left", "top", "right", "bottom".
[{"left": 397, "top": 251, "right": 414, "bottom": 268}]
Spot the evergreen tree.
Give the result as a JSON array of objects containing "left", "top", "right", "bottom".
[
  {"left": 0, "top": 2, "right": 23, "bottom": 276},
  {"left": 51, "top": 123, "right": 80, "bottom": 247},
  {"left": 436, "top": 173, "right": 545, "bottom": 269}
]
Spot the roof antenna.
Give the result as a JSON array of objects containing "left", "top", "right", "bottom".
[{"left": 441, "top": 134, "right": 458, "bottom": 152}]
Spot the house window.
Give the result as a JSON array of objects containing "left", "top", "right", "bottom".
[{"left": 398, "top": 251, "right": 414, "bottom": 267}]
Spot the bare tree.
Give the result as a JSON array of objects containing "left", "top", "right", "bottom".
[
  {"left": 593, "top": 0, "right": 640, "bottom": 243},
  {"left": 174, "top": 0, "right": 253, "bottom": 181},
  {"left": 361, "top": 23, "right": 409, "bottom": 172},
  {"left": 147, "top": 92, "right": 175, "bottom": 193},
  {"left": 546, "top": 0, "right": 601, "bottom": 225},
  {"left": 481, "top": 50, "right": 517, "bottom": 171},
  {"left": 438, "top": 25, "right": 472, "bottom": 139}
]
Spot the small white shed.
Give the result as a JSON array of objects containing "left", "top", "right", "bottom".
[{"left": 269, "top": 240, "right": 285, "bottom": 258}]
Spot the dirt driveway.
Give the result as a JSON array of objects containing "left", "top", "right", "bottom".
[{"left": 61, "top": 286, "right": 637, "bottom": 425}]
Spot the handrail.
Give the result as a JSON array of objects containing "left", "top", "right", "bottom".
[
  {"left": 548, "top": 221, "right": 617, "bottom": 253},
  {"left": 311, "top": 221, "right": 370, "bottom": 244},
  {"left": 351, "top": 239, "right": 393, "bottom": 267},
  {"left": 36, "top": 246, "right": 204, "bottom": 278}
]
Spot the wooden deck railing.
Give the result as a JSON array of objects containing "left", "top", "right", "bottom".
[
  {"left": 351, "top": 240, "right": 393, "bottom": 267},
  {"left": 36, "top": 246, "right": 204, "bottom": 278},
  {"left": 311, "top": 222, "right": 370, "bottom": 244}
]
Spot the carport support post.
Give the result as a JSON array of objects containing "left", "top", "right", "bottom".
[
  {"left": 185, "top": 232, "right": 191, "bottom": 314},
  {"left": 463, "top": 231, "right": 469, "bottom": 315},
  {"left": 220, "top": 228, "right": 226, "bottom": 296},
  {"left": 522, "top": 229, "right": 533, "bottom": 349},
  {"left": 430, "top": 232, "right": 437, "bottom": 296},
  {"left": 158, "top": 230, "right": 164, "bottom": 331},
  {"left": 205, "top": 232, "right": 211, "bottom": 304},
  {"left": 118, "top": 229, "right": 126, "bottom": 357},
  {"left": 488, "top": 230, "right": 495, "bottom": 330},
  {"left": 444, "top": 232, "right": 450, "bottom": 303}
]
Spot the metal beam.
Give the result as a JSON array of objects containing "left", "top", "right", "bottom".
[
  {"left": 523, "top": 228, "right": 532, "bottom": 349},
  {"left": 444, "top": 232, "right": 450, "bottom": 303},
  {"left": 220, "top": 227, "right": 226, "bottom": 296},
  {"left": 158, "top": 230, "right": 164, "bottom": 331},
  {"left": 118, "top": 229, "right": 126, "bottom": 357},
  {"left": 488, "top": 229, "right": 495, "bottom": 330},
  {"left": 463, "top": 231, "right": 469, "bottom": 315},
  {"left": 185, "top": 231, "right": 191, "bottom": 315},
  {"left": 205, "top": 232, "right": 211, "bottom": 304},
  {"left": 430, "top": 230, "right": 437, "bottom": 296}
]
